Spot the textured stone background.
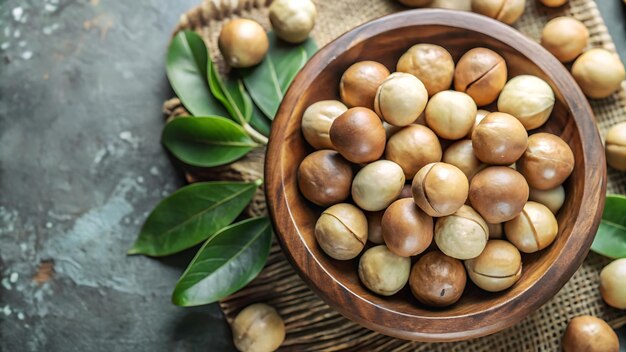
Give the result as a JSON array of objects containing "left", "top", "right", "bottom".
[{"left": 0, "top": 0, "right": 624, "bottom": 351}]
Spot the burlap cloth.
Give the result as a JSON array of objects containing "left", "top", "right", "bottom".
[{"left": 162, "top": 0, "right": 626, "bottom": 350}]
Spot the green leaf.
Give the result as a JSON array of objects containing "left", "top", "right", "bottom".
[
  {"left": 172, "top": 217, "right": 272, "bottom": 306},
  {"left": 128, "top": 180, "right": 262, "bottom": 257},
  {"left": 240, "top": 32, "right": 317, "bottom": 119},
  {"left": 162, "top": 116, "right": 257, "bottom": 167},
  {"left": 208, "top": 59, "right": 252, "bottom": 125},
  {"left": 166, "top": 30, "right": 228, "bottom": 117},
  {"left": 249, "top": 103, "right": 271, "bottom": 137},
  {"left": 591, "top": 194, "right": 626, "bottom": 258}
]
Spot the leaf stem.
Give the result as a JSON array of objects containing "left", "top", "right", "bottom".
[{"left": 243, "top": 123, "right": 269, "bottom": 145}]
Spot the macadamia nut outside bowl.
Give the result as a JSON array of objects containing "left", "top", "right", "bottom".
[{"left": 265, "top": 9, "right": 605, "bottom": 342}]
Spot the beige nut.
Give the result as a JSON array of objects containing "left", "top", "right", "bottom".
[
  {"left": 442, "top": 139, "right": 486, "bottom": 181},
  {"left": 352, "top": 160, "right": 405, "bottom": 211},
  {"left": 471, "top": 0, "right": 526, "bottom": 25},
  {"left": 301, "top": 100, "right": 348, "bottom": 149},
  {"left": 529, "top": 185, "right": 565, "bottom": 214},
  {"left": 315, "top": 203, "right": 367, "bottom": 260},
  {"left": 465, "top": 240, "right": 522, "bottom": 292},
  {"left": 358, "top": 245, "right": 411, "bottom": 296},
  {"left": 232, "top": 303, "right": 285, "bottom": 352},
  {"left": 425, "top": 90, "right": 477, "bottom": 140},
  {"left": 572, "top": 48, "right": 626, "bottom": 99},
  {"left": 606, "top": 122, "right": 626, "bottom": 171},
  {"left": 600, "top": 258, "right": 626, "bottom": 309},
  {"left": 435, "top": 205, "right": 489, "bottom": 260},
  {"left": 497, "top": 75, "right": 555, "bottom": 130},
  {"left": 541, "top": 17, "right": 588, "bottom": 63},
  {"left": 375, "top": 72, "right": 428, "bottom": 126},
  {"left": 269, "top": 0, "right": 316, "bottom": 43},
  {"left": 504, "top": 201, "right": 558, "bottom": 253}
]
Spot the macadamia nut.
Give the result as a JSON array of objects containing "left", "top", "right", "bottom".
[
  {"left": 219, "top": 19, "right": 269, "bottom": 68},
  {"left": 397, "top": 44, "right": 455, "bottom": 96},
  {"left": 358, "top": 245, "right": 411, "bottom": 296},
  {"left": 315, "top": 203, "right": 367, "bottom": 260},
  {"left": 352, "top": 160, "right": 405, "bottom": 211},
  {"left": 497, "top": 75, "right": 555, "bottom": 130},
  {"left": 572, "top": 48, "right": 626, "bottom": 99},
  {"left": 505, "top": 201, "right": 558, "bottom": 253},
  {"left": 269, "top": 0, "right": 316, "bottom": 43},
  {"left": 606, "top": 122, "right": 626, "bottom": 171},
  {"left": 425, "top": 90, "right": 477, "bottom": 140},
  {"left": 541, "top": 17, "right": 588, "bottom": 63},
  {"left": 375, "top": 72, "right": 428, "bottom": 126},
  {"left": 340, "top": 61, "right": 390, "bottom": 109},
  {"left": 435, "top": 205, "right": 489, "bottom": 260},
  {"left": 301, "top": 100, "right": 348, "bottom": 149},
  {"left": 465, "top": 240, "right": 522, "bottom": 292},
  {"left": 412, "top": 162, "right": 469, "bottom": 217},
  {"left": 232, "top": 303, "right": 285, "bottom": 352}
]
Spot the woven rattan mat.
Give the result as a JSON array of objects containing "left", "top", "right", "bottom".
[{"left": 163, "top": 0, "right": 626, "bottom": 350}]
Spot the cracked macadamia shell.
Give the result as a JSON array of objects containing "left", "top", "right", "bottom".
[
  {"left": 297, "top": 150, "right": 353, "bottom": 207},
  {"left": 572, "top": 48, "right": 626, "bottom": 99},
  {"left": 352, "top": 160, "right": 405, "bottom": 211},
  {"left": 606, "top": 121, "right": 626, "bottom": 171},
  {"left": 301, "top": 100, "right": 348, "bottom": 150},
  {"left": 382, "top": 198, "right": 434, "bottom": 257},
  {"left": 600, "top": 258, "right": 626, "bottom": 309},
  {"left": 358, "top": 245, "right": 411, "bottom": 296},
  {"left": 562, "top": 316, "right": 619, "bottom": 352},
  {"left": 409, "top": 251, "right": 466, "bottom": 307},
  {"left": 232, "top": 303, "right": 285, "bottom": 352},
  {"left": 472, "top": 112, "right": 528, "bottom": 165},
  {"left": 469, "top": 166, "right": 529, "bottom": 223},
  {"left": 269, "top": 0, "right": 316, "bottom": 43},
  {"left": 454, "top": 48, "right": 508, "bottom": 106},
  {"left": 435, "top": 205, "right": 489, "bottom": 260},
  {"left": 315, "top": 203, "right": 367, "bottom": 260},
  {"left": 385, "top": 125, "right": 442, "bottom": 179},
  {"left": 425, "top": 90, "right": 477, "bottom": 140},
  {"left": 218, "top": 19, "right": 269, "bottom": 68},
  {"left": 504, "top": 201, "right": 558, "bottom": 253},
  {"left": 375, "top": 72, "right": 428, "bottom": 126},
  {"left": 465, "top": 240, "right": 522, "bottom": 292},
  {"left": 340, "top": 61, "right": 390, "bottom": 109},
  {"left": 443, "top": 139, "right": 486, "bottom": 180},
  {"left": 541, "top": 17, "right": 588, "bottom": 63},
  {"left": 497, "top": 75, "right": 555, "bottom": 130},
  {"left": 471, "top": 0, "right": 526, "bottom": 25},
  {"left": 329, "top": 107, "right": 386, "bottom": 164},
  {"left": 517, "top": 133, "right": 574, "bottom": 190},
  {"left": 412, "top": 162, "right": 469, "bottom": 217},
  {"left": 529, "top": 185, "right": 565, "bottom": 214},
  {"left": 396, "top": 44, "right": 455, "bottom": 96}
]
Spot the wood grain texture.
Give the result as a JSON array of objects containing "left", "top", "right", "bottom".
[{"left": 265, "top": 9, "right": 606, "bottom": 342}]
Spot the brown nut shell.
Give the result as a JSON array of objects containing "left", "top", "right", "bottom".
[
  {"left": 469, "top": 166, "right": 529, "bottom": 223},
  {"left": 562, "top": 316, "right": 619, "bottom": 352},
  {"left": 541, "top": 17, "right": 589, "bottom": 63},
  {"left": 600, "top": 258, "right": 626, "bottom": 309},
  {"left": 315, "top": 203, "right": 367, "bottom": 260},
  {"left": 435, "top": 205, "right": 489, "bottom": 260},
  {"left": 339, "top": 61, "right": 390, "bottom": 109},
  {"left": 442, "top": 139, "right": 486, "bottom": 181},
  {"left": 471, "top": 0, "right": 526, "bottom": 25},
  {"left": 412, "top": 162, "right": 469, "bottom": 217},
  {"left": 517, "top": 133, "right": 574, "bottom": 190},
  {"left": 396, "top": 44, "right": 455, "bottom": 96},
  {"left": 297, "top": 150, "right": 353, "bottom": 206},
  {"left": 382, "top": 198, "right": 433, "bottom": 257},
  {"left": 358, "top": 245, "right": 411, "bottom": 296},
  {"left": 301, "top": 100, "right": 348, "bottom": 149},
  {"left": 409, "top": 251, "right": 466, "bottom": 307},
  {"left": 385, "top": 125, "right": 443, "bottom": 179},
  {"left": 454, "top": 48, "right": 507, "bottom": 106},
  {"left": 504, "top": 201, "right": 558, "bottom": 253},
  {"left": 232, "top": 303, "right": 285, "bottom": 352},
  {"left": 425, "top": 90, "right": 477, "bottom": 140},
  {"left": 572, "top": 48, "right": 626, "bottom": 99},
  {"left": 606, "top": 121, "right": 626, "bottom": 171},
  {"left": 218, "top": 19, "right": 269, "bottom": 68},
  {"left": 472, "top": 112, "right": 528, "bottom": 165},
  {"left": 329, "top": 107, "right": 386, "bottom": 164},
  {"left": 465, "top": 240, "right": 522, "bottom": 292},
  {"left": 366, "top": 211, "right": 385, "bottom": 244},
  {"left": 352, "top": 160, "right": 405, "bottom": 211}
]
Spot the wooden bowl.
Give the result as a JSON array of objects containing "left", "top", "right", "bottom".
[{"left": 265, "top": 9, "right": 606, "bottom": 342}]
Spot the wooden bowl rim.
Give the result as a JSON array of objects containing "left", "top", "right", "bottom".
[{"left": 265, "top": 9, "right": 606, "bottom": 342}]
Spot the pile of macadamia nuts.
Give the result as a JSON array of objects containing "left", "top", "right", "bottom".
[{"left": 297, "top": 43, "right": 576, "bottom": 307}]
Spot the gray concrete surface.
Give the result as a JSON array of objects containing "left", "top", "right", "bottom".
[{"left": 0, "top": 1, "right": 624, "bottom": 351}]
